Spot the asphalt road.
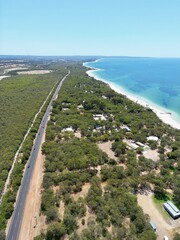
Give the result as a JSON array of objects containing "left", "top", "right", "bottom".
[{"left": 6, "top": 70, "right": 70, "bottom": 240}]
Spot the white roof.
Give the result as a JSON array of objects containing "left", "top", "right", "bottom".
[
  {"left": 62, "top": 127, "right": 74, "bottom": 132},
  {"left": 120, "top": 125, "right": 131, "bottom": 131},
  {"left": 102, "top": 95, "right": 108, "bottom": 99},
  {"left": 147, "top": 136, "right": 159, "bottom": 141},
  {"left": 130, "top": 143, "right": 139, "bottom": 149},
  {"left": 167, "top": 201, "right": 180, "bottom": 213},
  {"left": 62, "top": 108, "right": 69, "bottom": 111},
  {"left": 93, "top": 114, "right": 107, "bottom": 121},
  {"left": 163, "top": 201, "right": 180, "bottom": 218},
  {"left": 77, "top": 105, "right": 83, "bottom": 109},
  {"left": 136, "top": 142, "right": 144, "bottom": 147}
]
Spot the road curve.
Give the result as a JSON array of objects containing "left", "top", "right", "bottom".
[{"left": 6, "top": 70, "right": 70, "bottom": 240}]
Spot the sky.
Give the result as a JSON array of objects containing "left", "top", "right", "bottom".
[{"left": 1, "top": 0, "right": 180, "bottom": 57}]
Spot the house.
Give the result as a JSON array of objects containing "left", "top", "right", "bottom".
[
  {"left": 120, "top": 125, "right": 131, "bottom": 132},
  {"left": 77, "top": 104, "right": 83, "bottom": 110},
  {"left": 129, "top": 142, "right": 139, "bottom": 150},
  {"left": 62, "top": 127, "right": 74, "bottom": 132},
  {"left": 147, "top": 136, "right": 159, "bottom": 141},
  {"left": 136, "top": 142, "right": 145, "bottom": 147},
  {"left": 163, "top": 201, "right": 180, "bottom": 219},
  {"left": 123, "top": 139, "right": 139, "bottom": 150},
  {"left": 102, "top": 95, "right": 108, "bottom": 99},
  {"left": 62, "top": 108, "right": 70, "bottom": 111},
  {"left": 93, "top": 114, "right": 107, "bottom": 121}
]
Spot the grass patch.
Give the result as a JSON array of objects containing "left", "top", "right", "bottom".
[{"left": 152, "top": 193, "right": 173, "bottom": 220}]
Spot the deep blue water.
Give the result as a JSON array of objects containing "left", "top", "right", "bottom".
[{"left": 84, "top": 58, "right": 180, "bottom": 121}]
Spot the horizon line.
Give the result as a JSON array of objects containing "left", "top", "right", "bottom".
[{"left": 1, "top": 54, "right": 180, "bottom": 59}]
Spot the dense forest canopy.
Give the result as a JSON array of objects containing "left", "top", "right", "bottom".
[{"left": 35, "top": 62, "right": 180, "bottom": 239}]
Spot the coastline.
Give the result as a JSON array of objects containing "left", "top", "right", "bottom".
[{"left": 83, "top": 61, "right": 180, "bottom": 130}]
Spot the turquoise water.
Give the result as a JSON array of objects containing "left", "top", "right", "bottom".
[{"left": 84, "top": 58, "right": 180, "bottom": 122}]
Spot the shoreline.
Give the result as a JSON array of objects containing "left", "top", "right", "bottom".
[{"left": 83, "top": 61, "right": 180, "bottom": 130}]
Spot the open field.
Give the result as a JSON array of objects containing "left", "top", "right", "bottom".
[{"left": 17, "top": 70, "right": 53, "bottom": 75}]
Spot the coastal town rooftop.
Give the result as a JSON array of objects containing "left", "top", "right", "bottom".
[
  {"left": 147, "top": 136, "right": 159, "bottom": 141},
  {"left": 93, "top": 114, "right": 107, "bottom": 121},
  {"left": 163, "top": 201, "right": 180, "bottom": 219},
  {"left": 62, "top": 127, "right": 74, "bottom": 132}
]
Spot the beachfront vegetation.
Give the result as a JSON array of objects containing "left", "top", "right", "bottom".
[{"left": 36, "top": 62, "right": 180, "bottom": 239}]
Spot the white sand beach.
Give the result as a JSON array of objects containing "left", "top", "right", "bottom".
[{"left": 84, "top": 64, "right": 180, "bottom": 130}]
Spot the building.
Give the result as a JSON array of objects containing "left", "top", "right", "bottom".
[
  {"left": 62, "top": 107, "right": 70, "bottom": 111},
  {"left": 120, "top": 125, "right": 131, "bottom": 132},
  {"left": 136, "top": 142, "right": 145, "bottom": 147},
  {"left": 77, "top": 104, "right": 83, "bottom": 110},
  {"left": 93, "top": 114, "right": 107, "bottom": 121},
  {"left": 62, "top": 126, "right": 74, "bottom": 132},
  {"left": 163, "top": 201, "right": 180, "bottom": 219},
  {"left": 129, "top": 142, "right": 139, "bottom": 150},
  {"left": 147, "top": 136, "right": 159, "bottom": 141}
]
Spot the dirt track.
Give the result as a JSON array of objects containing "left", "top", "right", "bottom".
[{"left": 137, "top": 193, "right": 180, "bottom": 240}]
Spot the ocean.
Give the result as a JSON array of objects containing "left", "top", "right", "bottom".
[{"left": 84, "top": 58, "right": 180, "bottom": 129}]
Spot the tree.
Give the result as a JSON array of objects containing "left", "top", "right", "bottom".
[
  {"left": 173, "top": 176, "right": 180, "bottom": 205},
  {"left": 46, "top": 222, "right": 65, "bottom": 240},
  {"left": 154, "top": 186, "right": 167, "bottom": 200},
  {"left": 139, "top": 229, "right": 156, "bottom": 240},
  {"left": 173, "top": 233, "right": 180, "bottom": 240},
  {"left": 46, "top": 207, "right": 59, "bottom": 223},
  {"left": 63, "top": 211, "right": 77, "bottom": 234},
  {"left": 0, "top": 230, "right": 6, "bottom": 240}
]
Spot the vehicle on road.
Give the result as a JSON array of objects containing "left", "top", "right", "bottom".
[{"left": 150, "top": 221, "right": 157, "bottom": 232}]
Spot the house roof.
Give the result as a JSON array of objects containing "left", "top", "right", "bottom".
[
  {"left": 147, "top": 136, "right": 159, "bottom": 141},
  {"left": 163, "top": 201, "right": 180, "bottom": 219},
  {"left": 167, "top": 201, "right": 179, "bottom": 213}
]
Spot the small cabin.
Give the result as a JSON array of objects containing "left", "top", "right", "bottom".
[
  {"left": 120, "top": 125, "right": 131, "bottom": 132},
  {"left": 93, "top": 114, "right": 107, "bottom": 121},
  {"left": 62, "top": 127, "right": 74, "bottom": 132},
  {"left": 147, "top": 136, "right": 159, "bottom": 141}
]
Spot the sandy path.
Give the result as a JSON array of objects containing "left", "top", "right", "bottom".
[
  {"left": 97, "top": 141, "right": 117, "bottom": 160},
  {"left": 137, "top": 193, "right": 174, "bottom": 240},
  {"left": 143, "top": 149, "right": 160, "bottom": 161},
  {"left": 19, "top": 131, "right": 45, "bottom": 240},
  {"left": 72, "top": 183, "right": 91, "bottom": 201}
]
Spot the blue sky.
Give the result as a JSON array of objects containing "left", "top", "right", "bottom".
[{"left": 1, "top": 0, "right": 180, "bottom": 57}]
